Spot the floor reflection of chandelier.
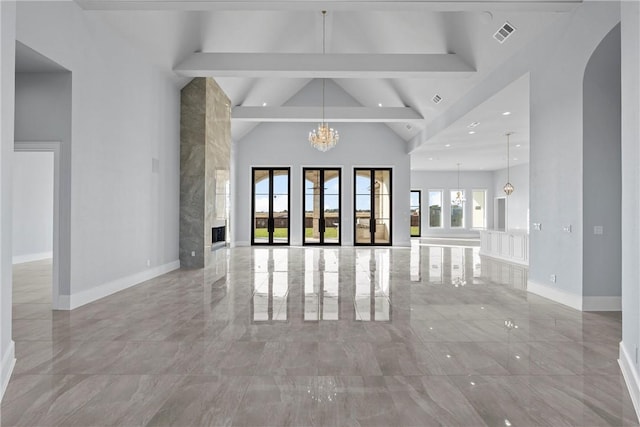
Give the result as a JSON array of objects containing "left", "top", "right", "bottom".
[{"left": 307, "top": 377, "right": 337, "bottom": 403}]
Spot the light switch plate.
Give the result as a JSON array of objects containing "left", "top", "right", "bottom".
[
  {"left": 533, "top": 223, "right": 542, "bottom": 231},
  {"left": 594, "top": 226, "right": 604, "bottom": 235}
]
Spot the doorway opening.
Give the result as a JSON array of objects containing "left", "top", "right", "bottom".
[{"left": 13, "top": 143, "right": 62, "bottom": 310}]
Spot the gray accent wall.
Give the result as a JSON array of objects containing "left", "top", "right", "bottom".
[
  {"left": 0, "top": 0, "right": 17, "bottom": 392},
  {"left": 621, "top": 0, "right": 640, "bottom": 399},
  {"left": 582, "top": 24, "right": 621, "bottom": 299},
  {"left": 180, "top": 77, "right": 230, "bottom": 268}
]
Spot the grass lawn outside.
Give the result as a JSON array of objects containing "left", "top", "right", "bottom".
[
  {"left": 410, "top": 226, "right": 420, "bottom": 236},
  {"left": 254, "top": 228, "right": 340, "bottom": 239},
  {"left": 254, "top": 228, "right": 289, "bottom": 239},
  {"left": 305, "top": 228, "right": 338, "bottom": 238}
]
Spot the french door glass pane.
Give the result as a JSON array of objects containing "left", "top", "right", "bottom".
[
  {"left": 304, "top": 170, "right": 321, "bottom": 243},
  {"left": 323, "top": 194, "right": 339, "bottom": 243},
  {"left": 324, "top": 172, "right": 340, "bottom": 244},
  {"left": 374, "top": 170, "right": 391, "bottom": 244},
  {"left": 272, "top": 170, "right": 289, "bottom": 243}
]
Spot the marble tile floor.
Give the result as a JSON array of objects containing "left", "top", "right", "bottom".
[{"left": 2, "top": 245, "right": 638, "bottom": 427}]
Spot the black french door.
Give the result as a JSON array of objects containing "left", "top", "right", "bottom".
[
  {"left": 303, "top": 168, "right": 341, "bottom": 245},
  {"left": 410, "top": 190, "right": 421, "bottom": 237},
  {"left": 252, "top": 168, "right": 290, "bottom": 245},
  {"left": 354, "top": 168, "right": 392, "bottom": 245}
]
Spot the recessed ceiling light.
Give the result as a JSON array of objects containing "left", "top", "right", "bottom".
[
  {"left": 445, "top": 144, "right": 451, "bottom": 147},
  {"left": 516, "top": 144, "right": 521, "bottom": 148},
  {"left": 428, "top": 157, "right": 433, "bottom": 161},
  {"left": 514, "top": 157, "right": 518, "bottom": 161},
  {"left": 502, "top": 111, "right": 511, "bottom": 116},
  {"left": 262, "top": 102, "right": 267, "bottom": 107},
  {"left": 468, "top": 131, "right": 476, "bottom": 135},
  {"left": 468, "top": 121, "right": 480, "bottom": 128},
  {"left": 378, "top": 103, "right": 383, "bottom": 107}
]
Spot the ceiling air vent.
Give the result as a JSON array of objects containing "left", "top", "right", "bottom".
[
  {"left": 493, "top": 22, "right": 515, "bottom": 44},
  {"left": 432, "top": 94, "right": 442, "bottom": 104}
]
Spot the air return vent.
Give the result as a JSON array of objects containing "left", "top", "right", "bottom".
[
  {"left": 493, "top": 22, "right": 515, "bottom": 43},
  {"left": 432, "top": 94, "right": 442, "bottom": 104}
]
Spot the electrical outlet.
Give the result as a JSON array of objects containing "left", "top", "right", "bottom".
[
  {"left": 563, "top": 225, "right": 572, "bottom": 233},
  {"left": 533, "top": 223, "right": 542, "bottom": 231},
  {"left": 550, "top": 274, "right": 556, "bottom": 283},
  {"left": 594, "top": 226, "right": 604, "bottom": 235},
  {"left": 191, "top": 251, "right": 196, "bottom": 257}
]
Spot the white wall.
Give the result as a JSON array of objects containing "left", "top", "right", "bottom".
[
  {"left": 12, "top": 152, "right": 53, "bottom": 263},
  {"left": 410, "top": 170, "right": 494, "bottom": 237},
  {"left": 620, "top": 0, "right": 640, "bottom": 419},
  {"left": 492, "top": 163, "right": 529, "bottom": 232},
  {"left": 234, "top": 79, "right": 411, "bottom": 247},
  {"left": 14, "top": 1, "right": 180, "bottom": 307},
  {"left": 0, "top": 0, "right": 17, "bottom": 400}
]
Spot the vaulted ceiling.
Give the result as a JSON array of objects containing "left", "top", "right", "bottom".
[{"left": 77, "top": 0, "right": 579, "bottom": 171}]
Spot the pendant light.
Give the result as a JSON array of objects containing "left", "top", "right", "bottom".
[
  {"left": 503, "top": 132, "right": 514, "bottom": 195},
  {"left": 453, "top": 163, "right": 465, "bottom": 206}
]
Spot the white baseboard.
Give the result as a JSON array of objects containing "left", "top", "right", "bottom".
[
  {"left": 1, "top": 340, "right": 15, "bottom": 401},
  {"left": 583, "top": 296, "right": 622, "bottom": 311},
  {"left": 479, "top": 251, "right": 529, "bottom": 267},
  {"left": 57, "top": 260, "right": 180, "bottom": 310},
  {"left": 12, "top": 251, "right": 52, "bottom": 265},
  {"left": 232, "top": 241, "right": 250, "bottom": 247},
  {"left": 527, "top": 280, "right": 582, "bottom": 310},
  {"left": 619, "top": 341, "right": 640, "bottom": 422}
]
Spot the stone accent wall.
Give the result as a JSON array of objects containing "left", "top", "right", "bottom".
[{"left": 180, "top": 78, "right": 231, "bottom": 269}]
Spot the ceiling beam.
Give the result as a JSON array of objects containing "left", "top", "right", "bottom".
[
  {"left": 175, "top": 53, "right": 474, "bottom": 78},
  {"left": 232, "top": 106, "right": 424, "bottom": 123},
  {"left": 77, "top": 0, "right": 580, "bottom": 12}
]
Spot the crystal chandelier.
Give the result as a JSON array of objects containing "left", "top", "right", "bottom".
[
  {"left": 503, "top": 132, "right": 514, "bottom": 195},
  {"left": 309, "top": 11, "right": 339, "bottom": 152},
  {"left": 452, "top": 163, "right": 465, "bottom": 206}
]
